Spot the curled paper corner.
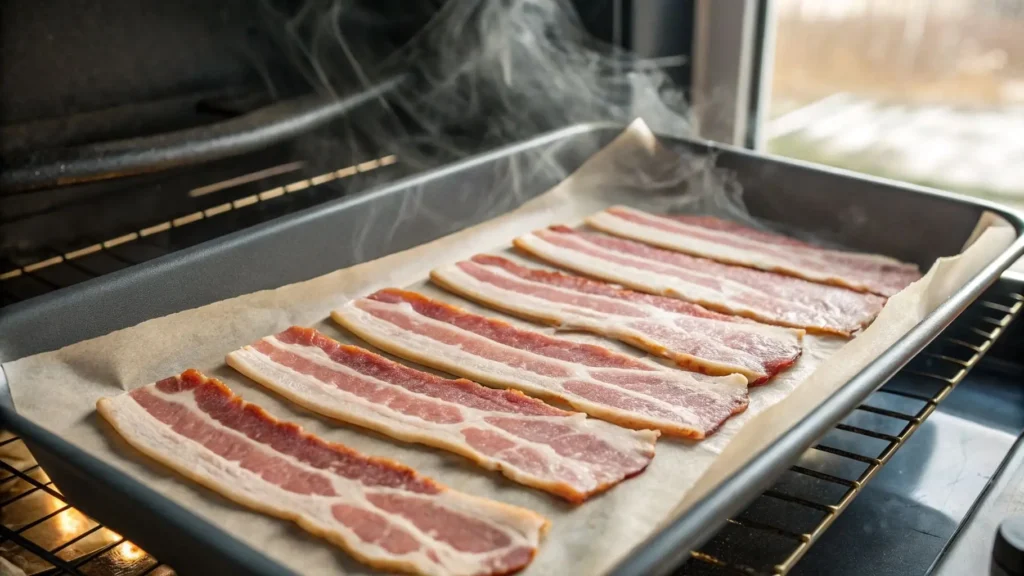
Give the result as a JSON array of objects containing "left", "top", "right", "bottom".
[
  {"left": 963, "top": 210, "right": 1014, "bottom": 251},
  {"left": 624, "top": 117, "right": 659, "bottom": 153}
]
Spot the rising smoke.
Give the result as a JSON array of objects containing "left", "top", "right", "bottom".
[
  {"left": 261, "top": 0, "right": 689, "bottom": 160},
  {"left": 257, "top": 0, "right": 759, "bottom": 235}
]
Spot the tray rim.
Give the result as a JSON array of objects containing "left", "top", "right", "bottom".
[
  {"left": 2, "top": 121, "right": 1023, "bottom": 576},
  {"left": 0, "top": 122, "right": 618, "bottom": 351},
  {"left": 605, "top": 141, "right": 1024, "bottom": 575}
]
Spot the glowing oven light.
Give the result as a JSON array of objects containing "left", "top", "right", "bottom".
[
  {"left": 48, "top": 497, "right": 90, "bottom": 539},
  {"left": 115, "top": 541, "right": 146, "bottom": 562}
]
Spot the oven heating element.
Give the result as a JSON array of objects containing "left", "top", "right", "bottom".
[{"left": 0, "top": 155, "right": 398, "bottom": 307}]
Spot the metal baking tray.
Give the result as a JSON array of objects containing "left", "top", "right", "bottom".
[{"left": 2, "top": 123, "right": 1023, "bottom": 576}]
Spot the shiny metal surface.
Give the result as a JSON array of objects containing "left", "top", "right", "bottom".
[
  {"left": 935, "top": 434, "right": 1024, "bottom": 576},
  {"left": 790, "top": 366, "right": 1024, "bottom": 576},
  {"left": 0, "top": 432, "right": 168, "bottom": 575},
  {"left": 682, "top": 278, "right": 1024, "bottom": 575}
]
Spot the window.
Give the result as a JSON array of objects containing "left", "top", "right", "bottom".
[{"left": 764, "top": 0, "right": 1024, "bottom": 210}]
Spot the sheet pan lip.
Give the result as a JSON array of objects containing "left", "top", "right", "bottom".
[
  {"left": 606, "top": 236, "right": 1024, "bottom": 574},
  {"left": 609, "top": 129, "right": 1024, "bottom": 576},
  {"left": 1, "top": 121, "right": 1021, "bottom": 359},
  {"left": 701, "top": 134, "right": 1024, "bottom": 225},
  {"left": 0, "top": 122, "right": 619, "bottom": 362},
  {"left": 609, "top": 242, "right": 1024, "bottom": 576},
  {"left": 0, "top": 121, "right": 1022, "bottom": 576}
]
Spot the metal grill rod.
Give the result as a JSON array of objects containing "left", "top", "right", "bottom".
[
  {"left": 0, "top": 155, "right": 397, "bottom": 284},
  {"left": 685, "top": 287, "right": 1023, "bottom": 575}
]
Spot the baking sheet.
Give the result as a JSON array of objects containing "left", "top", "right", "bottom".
[{"left": 2, "top": 120, "right": 1016, "bottom": 576}]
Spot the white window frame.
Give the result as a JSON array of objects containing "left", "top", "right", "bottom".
[{"left": 691, "top": 0, "right": 775, "bottom": 148}]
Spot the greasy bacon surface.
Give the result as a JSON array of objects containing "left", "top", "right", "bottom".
[
  {"left": 587, "top": 206, "right": 921, "bottom": 297},
  {"left": 430, "top": 256, "right": 803, "bottom": 385},
  {"left": 514, "top": 226, "right": 885, "bottom": 336},
  {"left": 332, "top": 289, "right": 749, "bottom": 438},
  {"left": 228, "top": 327, "right": 658, "bottom": 502},
  {"left": 97, "top": 369, "right": 547, "bottom": 576}
]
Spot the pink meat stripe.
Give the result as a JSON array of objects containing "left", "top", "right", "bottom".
[
  {"left": 332, "top": 289, "right": 749, "bottom": 438},
  {"left": 513, "top": 226, "right": 886, "bottom": 336},
  {"left": 429, "top": 257, "right": 804, "bottom": 385},
  {"left": 96, "top": 370, "right": 547, "bottom": 576},
  {"left": 586, "top": 206, "right": 922, "bottom": 297},
  {"left": 227, "top": 327, "right": 658, "bottom": 503}
]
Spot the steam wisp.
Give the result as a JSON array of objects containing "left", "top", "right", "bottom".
[{"left": 258, "top": 0, "right": 764, "bottom": 236}]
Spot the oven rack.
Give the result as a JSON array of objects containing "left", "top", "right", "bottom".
[
  {"left": 0, "top": 154, "right": 399, "bottom": 309},
  {"left": 0, "top": 153, "right": 398, "bottom": 574},
  {"left": 0, "top": 280, "right": 1019, "bottom": 576},
  {"left": 682, "top": 277, "right": 1024, "bottom": 575},
  {"left": 0, "top": 432, "right": 169, "bottom": 575}
]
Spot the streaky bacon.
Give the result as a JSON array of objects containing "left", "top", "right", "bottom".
[
  {"left": 96, "top": 369, "right": 547, "bottom": 576},
  {"left": 332, "top": 289, "right": 749, "bottom": 438},
  {"left": 227, "top": 327, "right": 658, "bottom": 503},
  {"left": 513, "top": 225, "right": 886, "bottom": 336},
  {"left": 429, "top": 256, "right": 803, "bottom": 385},
  {"left": 586, "top": 206, "right": 922, "bottom": 297}
]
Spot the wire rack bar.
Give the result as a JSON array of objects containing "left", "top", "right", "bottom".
[
  {"left": 685, "top": 283, "right": 1023, "bottom": 575},
  {"left": 0, "top": 155, "right": 399, "bottom": 308}
]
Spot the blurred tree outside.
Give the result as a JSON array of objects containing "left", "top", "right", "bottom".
[{"left": 767, "top": 0, "right": 1024, "bottom": 209}]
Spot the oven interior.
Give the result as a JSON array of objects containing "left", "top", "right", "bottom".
[{"left": 2, "top": 2, "right": 1022, "bottom": 575}]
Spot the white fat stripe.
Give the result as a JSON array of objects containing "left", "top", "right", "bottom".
[
  {"left": 435, "top": 264, "right": 790, "bottom": 380},
  {"left": 610, "top": 322, "right": 760, "bottom": 378},
  {"left": 343, "top": 300, "right": 709, "bottom": 429},
  {"left": 143, "top": 381, "right": 479, "bottom": 561},
  {"left": 618, "top": 206, "right": 904, "bottom": 266},
  {"left": 105, "top": 394, "right": 436, "bottom": 567},
  {"left": 372, "top": 296, "right": 745, "bottom": 401},
  {"left": 589, "top": 210, "right": 813, "bottom": 280},
  {"left": 235, "top": 338, "right": 646, "bottom": 494},
  {"left": 591, "top": 208, "right": 912, "bottom": 292},
  {"left": 267, "top": 335, "right": 581, "bottom": 417},
  {"left": 518, "top": 232, "right": 721, "bottom": 303},
  {"left": 103, "top": 386, "right": 541, "bottom": 575},
  {"left": 466, "top": 261, "right": 798, "bottom": 340},
  {"left": 144, "top": 383, "right": 534, "bottom": 559},
  {"left": 545, "top": 231, "right": 826, "bottom": 319},
  {"left": 259, "top": 337, "right": 650, "bottom": 470},
  {"left": 469, "top": 256, "right": 661, "bottom": 321},
  {"left": 352, "top": 300, "right": 710, "bottom": 420}
]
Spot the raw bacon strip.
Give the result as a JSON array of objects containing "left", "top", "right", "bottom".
[
  {"left": 586, "top": 206, "right": 922, "bottom": 297},
  {"left": 227, "top": 327, "right": 657, "bottom": 503},
  {"left": 97, "top": 369, "right": 547, "bottom": 576},
  {"left": 430, "top": 257, "right": 803, "bottom": 385},
  {"left": 514, "top": 226, "right": 886, "bottom": 336},
  {"left": 332, "top": 289, "right": 748, "bottom": 438}
]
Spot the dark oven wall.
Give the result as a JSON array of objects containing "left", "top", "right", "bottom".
[
  {"left": 0, "top": 0, "right": 695, "bottom": 308},
  {"left": 0, "top": 0, "right": 692, "bottom": 153},
  {"left": 0, "top": 0, "right": 436, "bottom": 154}
]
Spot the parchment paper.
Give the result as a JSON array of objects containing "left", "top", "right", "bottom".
[{"left": 3, "top": 120, "right": 1016, "bottom": 576}]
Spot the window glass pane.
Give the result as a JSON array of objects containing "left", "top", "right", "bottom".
[{"left": 767, "top": 0, "right": 1024, "bottom": 211}]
